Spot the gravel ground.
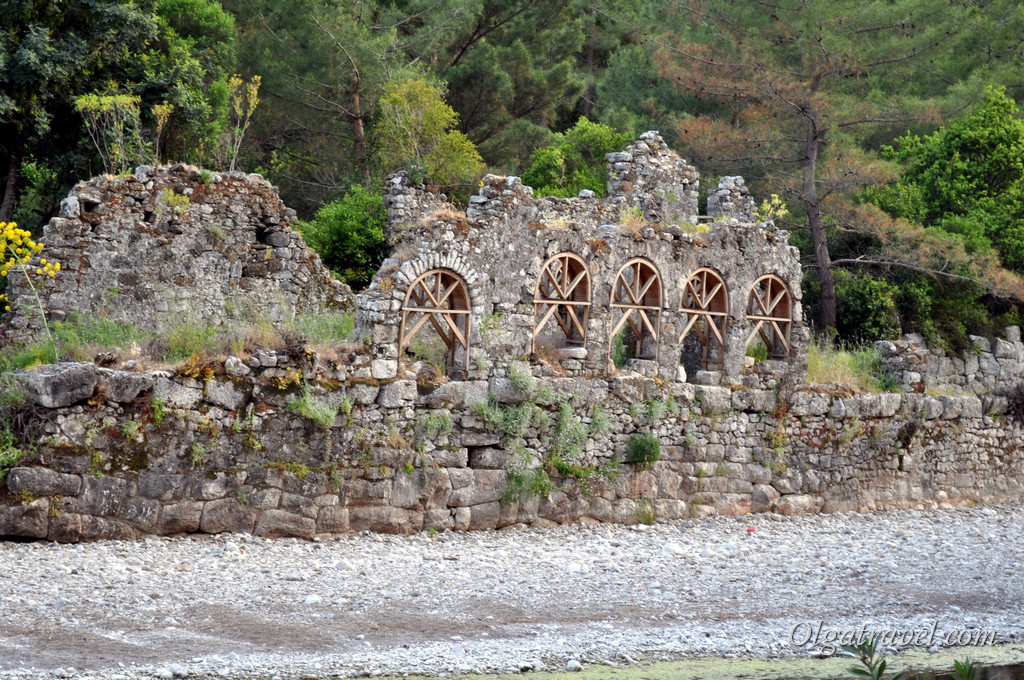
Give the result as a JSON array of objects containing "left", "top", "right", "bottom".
[{"left": 1, "top": 504, "right": 1023, "bottom": 679}]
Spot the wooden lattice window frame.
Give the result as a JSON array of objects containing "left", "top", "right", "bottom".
[
  {"left": 679, "top": 267, "right": 729, "bottom": 370},
  {"left": 610, "top": 258, "right": 662, "bottom": 360},
  {"left": 533, "top": 253, "right": 591, "bottom": 349},
  {"left": 746, "top": 274, "right": 792, "bottom": 359},
  {"left": 399, "top": 269, "right": 472, "bottom": 373}
]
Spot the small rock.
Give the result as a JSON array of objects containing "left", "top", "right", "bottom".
[{"left": 566, "top": 660, "right": 583, "bottom": 672}]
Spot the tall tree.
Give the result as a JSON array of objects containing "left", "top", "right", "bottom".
[
  {"left": 0, "top": 0, "right": 157, "bottom": 222},
  {"left": 654, "top": 0, "right": 1024, "bottom": 330}
]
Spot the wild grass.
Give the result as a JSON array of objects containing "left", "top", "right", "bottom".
[
  {"left": 0, "top": 310, "right": 357, "bottom": 372},
  {"left": 806, "top": 337, "right": 899, "bottom": 392}
]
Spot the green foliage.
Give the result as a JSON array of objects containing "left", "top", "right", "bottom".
[
  {"left": 284, "top": 312, "right": 355, "bottom": 343},
  {"left": 296, "top": 186, "right": 387, "bottom": 291},
  {"left": 834, "top": 272, "right": 901, "bottom": 344},
  {"left": 420, "top": 411, "right": 454, "bottom": 438},
  {"left": 507, "top": 361, "right": 535, "bottom": 391},
  {"left": 886, "top": 87, "right": 1024, "bottom": 271},
  {"left": 166, "top": 322, "right": 220, "bottom": 362},
  {"left": 522, "top": 118, "right": 631, "bottom": 198},
  {"left": 503, "top": 445, "right": 555, "bottom": 504},
  {"left": 0, "top": 415, "right": 26, "bottom": 483},
  {"left": 288, "top": 388, "right": 339, "bottom": 429},
  {"left": 841, "top": 640, "right": 904, "bottom": 680},
  {"left": 635, "top": 499, "right": 656, "bottom": 525},
  {"left": 587, "top": 404, "right": 610, "bottom": 436},
  {"left": 376, "top": 76, "right": 484, "bottom": 190},
  {"left": 625, "top": 433, "right": 660, "bottom": 468}
]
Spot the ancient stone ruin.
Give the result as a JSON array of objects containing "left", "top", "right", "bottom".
[
  {"left": 0, "top": 165, "right": 352, "bottom": 342},
  {"left": 2, "top": 132, "right": 1023, "bottom": 542},
  {"left": 361, "top": 131, "right": 808, "bottom": 387}
]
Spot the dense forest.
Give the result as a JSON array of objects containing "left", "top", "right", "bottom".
[{"left": 4, "top": 0, "right": 1024, "bottom": 353}]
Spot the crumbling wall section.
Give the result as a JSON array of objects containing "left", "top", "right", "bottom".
[
  {"left": 1, "top": 165, "right": 353, "bottom": 342},
  {"left": 875, "top": 329, "right": 1024, "bottom": 395}
]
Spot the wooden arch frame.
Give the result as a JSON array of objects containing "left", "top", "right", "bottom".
[
  {"left": 746, "top": 274, "right": 792, "bottom": 359},
  {"left": 679, "top": 267, "right": 729, "bottom": 370},
  {"left": 610, "top": 258, "right": 662, "bottom": 361},
  {"left": 533, "top": 252, "right": 591, "bottom": 350},
  {"left": 399, "top": 268, "right": 472, "bottom": 374}
]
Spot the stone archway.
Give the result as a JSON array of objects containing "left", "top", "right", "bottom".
[
  {"left": 610, "top": 258, "right": 662, "bottom": 362},
  {"left": 680, "top": 267, "right": 729, "bottom": 372},
  {"left": 746, "top": 274, "right": 792, "bottom": 360},
  {"left": 533, "top": 252, "right": 591, "bottom": 352},
  {"left": 399, "top": 268, "right": 472, "bottom": 376}
]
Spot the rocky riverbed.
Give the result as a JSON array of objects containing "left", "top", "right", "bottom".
[{"left": 2, "top": 504, "right": 1023, "bottom": 679}]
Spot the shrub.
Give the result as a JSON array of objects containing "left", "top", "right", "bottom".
[
  {"left": 296, "top": 185, "right": 388, "bottom": 290},
  {"left": 522, "top": 118, "right": 631, "bottom": 198},
  {"left": 625, "top": 432, "right": 660, "bottom": 468}
]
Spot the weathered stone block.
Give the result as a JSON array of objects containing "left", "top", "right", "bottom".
[
  {"left": 17, "top": 363, "right": 96, "bottom": 408},
  {"left": 468, "top": 447, "right": 509, "bottom": 469},
  {"left": 154, "top": 377, "right": 202, "bottom": 409},
  {"left": 751, "top": 484, "right": 780, "bottom": 512},
  {"left": 204, "top": 380, "right": 248, "bottom": 411},
  {"left": 47, "top": 512, "right": 83, "bottom": 542},
  {"left": 137, "top": 473, "right": 190, "bottom": 501},
  {"left": 378, "top": 380, "right": 417, "bottom": 408},
  {"left": 97, "top": 369, "right": 154, "bottom": 403},
  {"left": 200, "top": 498, "right": 258, "bottom": 534},
  {"left": 776, "top": 493, "right": 823, "bottom": 515},
  {"left": 6, "top": 467, "right": 81, "bottom": 496},
  {"left": 0, "top": 499, "right": 49, "bottom": 538},
  {"left": 280, "top": 492, "right": 318, "bottom": 519},
  {"left": 155, "top": 502, "right": 203, "bottom": 533},
  {"left": 316, "top": 506, "right": 349, "bottom": 534},
  {"left": 254, "top": 509, "right": 316, "bottom": 539},
  {"left": 80, "top": 515, "right": 135, "bottom": 540},
  {"left": 467, "top": 501, "right": 501, "bottom": 530},
  {"left": 489, "top": 377, "right": 533, "bottom": 404},
  {"left": 76, "top": 476, "right": 130, "bottom": 517},
  {"left": 348, "top": 506, "right": 423, "bottom": 534},
  {"left": 789, "top": 391, "right": 831, "bottom": 416},
  {"left": 448, "top": 470, "right": 507, "bottom": 506},
  {"left": 119, "top": 497, "right": 161, "bottom": 532}
]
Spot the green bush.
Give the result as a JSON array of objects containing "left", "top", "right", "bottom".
[
  {"left": 835, "top": 272, "right": 901, "bottom": 344},
  {"left": 522, "top": 118, "right": 631, "bottom": 198},
  {"left": 625, "top": 432, "right": 660, "bottom": 468},
  {"left": 296, "top": 185, "right": 388, "bottom": 290}
]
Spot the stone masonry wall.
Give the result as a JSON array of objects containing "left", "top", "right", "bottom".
[
  {"left": 2, "top": 357, "right": 1021, "bottom": 542},
  {"left": 1, "top": 165, "right": 353, "bottom": 342},
  {"left": 875, "top": 328, "right": 1024, "bottom": 395},
  {"left": 359, "top": 132, "right": 808, "bottom": 388}
]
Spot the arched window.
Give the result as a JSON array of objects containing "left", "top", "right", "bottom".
[
  {"left": 533, "top": 253, "right": 591, "bottom": 351},
  {"left": 746, "top": 275, "right": 792, "bottom": 360},
  {"left": 680, "top": 268, "right": 729, "bottom": 371},
  {"left": 399, "top": 269, "right": 472, "bottom": 375},
  {"left": 610, "top": 258, "right": 662, "bottom": 361}
]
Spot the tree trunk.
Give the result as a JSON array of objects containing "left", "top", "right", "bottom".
[
  {"left": 802, "top": 117, "right": 836, "bottom": 330},
  {"left": 0, "top": 125, "right": 26, "bottom": 224}
]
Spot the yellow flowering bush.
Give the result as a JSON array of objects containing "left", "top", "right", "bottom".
[
  {"left": 0, "top": 221, "right": 60, "bottom": 313},
  {"left": 756, "top": 194, "right": 790, "bottom": 223}
]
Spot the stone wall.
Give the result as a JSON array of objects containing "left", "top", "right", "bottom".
[
  {"left": 876, "top": 328, "right": 1024, "bottom": 395},
  {"left": 4, "top": 132, "right": 1023, "bottom": 543},
  {"left": 1, "top": 165, "right": 353, "bottom": 341},
  {"left": 2, "top": 357, "right": 1021, "bottom": 542},
  {"left": 356, "top": 132, "right": 808, "bottom": 388}
]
